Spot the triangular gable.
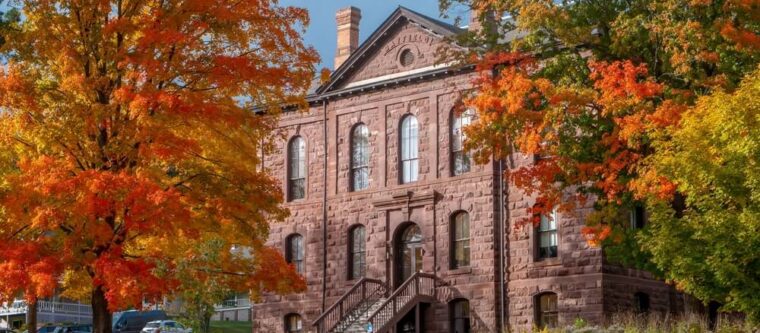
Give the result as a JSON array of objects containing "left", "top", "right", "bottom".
[{"left": 317, "top": 6, "right": 463, "bottom": 94}]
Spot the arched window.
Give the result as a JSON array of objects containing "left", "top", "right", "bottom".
[
  {"left": 449, "top": 299, "right": 471, "bottom": 333},
  {"left": 400, "top": 115, "right": 419, "bottom": 184},
  {"left": 451, "top": 108, "right": 474, "bottom": 176},
  {"left": 536, "top": 208, "right": 558, "bottom": 259},
  {"left": 351, "top": 124, "right": 370, "bottom": 191},
  {"left": 288, "top": 136, "right": 306, "bottom": 201},
  {"left": 348, "top": 225, "right": 366, "bottom": 279},
  {"left": 535, "top": 292, "right": 558, "bottom": 328},
  {"left": 450, "top": 212, "right": 470, "bottom": 268},
  {"left": 284, "top": 313, "right": 303, "bottom": 333},
  {"left": 286, "top": 234, "right": 304, "bottom": 274},
  {"left": 634, "top": 292, "right": 650, "bottom": 313}
]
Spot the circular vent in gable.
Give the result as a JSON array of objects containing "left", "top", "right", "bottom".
[{"left": 399, "top": 49, "right": 415, "bottom": 67}]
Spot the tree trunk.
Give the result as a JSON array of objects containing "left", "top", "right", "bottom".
[
  {"left": 92, "top": 286, "right": 113, "bottom": 333},
  {"left": 26, "top": 299, "right": 37, "bottom": 333},
  {"left": 200, "top": 305, "right": 212, "bottom": 333}
]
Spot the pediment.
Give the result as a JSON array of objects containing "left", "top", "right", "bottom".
[{"left": 318, "top": 7, "right": 463, "bottom": 94}]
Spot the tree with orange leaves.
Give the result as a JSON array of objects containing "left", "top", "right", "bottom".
[
  {"left": 441, "top": 0, "right": 760, "bottom": 320},
  {"left": 0, "top": 1, "right": 316, "bottom": 332}
]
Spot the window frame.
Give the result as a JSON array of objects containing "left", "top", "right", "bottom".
[
  {"left": 534, "top": 292, "right": 559, "bottom": 328},
  {"left": 634, "top": 292, "right": 650, "bottom": 314},
  {"left": 284, "top": 313, "right": 303, "bottom": 333},
  {"left": 285, "top": 234, "right": 305, "bottom": 274},
  {"left": 450, "top": 211, "right": 471, "bottom": 269},
  {"left": 399, "top": 114, "right": 419, "bottom": 184},
  {"left": 630, "top": 205, "right": 646, "bottom": 229},
  {"left": 535, "top": 207, "right": 559, "bottom": 260},
  {"left": 350, "top": 123, "right": 371, "bottom": 192},
  {"left": 449, "top": 298, "right": 471, "bottom": 333},
  {"left": 451, "top": 108, "right": 475, "bottom": 176},
  {"left": 287, "top": 136, "right": 306, "bottom": 201},
  {"left": 348, "top": 225, "right": 367, "bottom": 280}
]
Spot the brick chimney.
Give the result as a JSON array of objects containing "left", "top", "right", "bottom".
[
  {"left": 469, "top": 6, "right": 495, "bottom": 33},
  {"left": 334, "top": 6, "right": 361, "bottom": 69}
]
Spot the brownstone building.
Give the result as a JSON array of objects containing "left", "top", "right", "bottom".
[{"left": 252, "top": 6, "right": 682, "bottom": 333}]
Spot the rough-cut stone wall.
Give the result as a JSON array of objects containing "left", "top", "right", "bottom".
[
  {"left": 252, "top": 107, "right": 326, "bottom": 332},
  {"left": 602, "top": 265, "right": 685, "bottom": 319},
  {"left": 505, "top": 154, "right": 605, "bottom": 330},
  {"left": 251, "top": 10, "right": 683, "bottom": 332}
]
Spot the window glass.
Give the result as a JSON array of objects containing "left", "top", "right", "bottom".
[
  {"left": 537, "top": 209, "right": 558, "bottom": 259},
  {"left": 349, "top": 226, "right": 366, "bottom": 279},
  {"left": 536, "top": 293, "right": 558, "bottom": 328},
  {"left": 450, "top": 299, "right": 471, "bottom": 333},
  {"left": 288, "top": 137, "right": 306, "bottom": 200},
  {"left": 285, "top": 314, "right": 302, "bottom": 333},
  {"left": 351, "top": 124, "right": 370, "bottom": 191},
  {"left": 451, "top": 212, "right": 470, "bottom": 268},
  {"left": 286, "top": 234, "right": 304, "bottom": 274},
  {"left": 452, "top": 108, "right": 475, "bottom": 176},
  {"left": 400, "top": 115, "right": 419, "bottom": 183},
  {"left": 630, "top": 205, "right": 646, "bottom": 229},
  {"left": 634, "top": 292, "right": 650, "bottom": 313}
]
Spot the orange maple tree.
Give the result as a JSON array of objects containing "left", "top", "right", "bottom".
[{"left": 0, "top": 1, "right": 316, "bottom": 332}]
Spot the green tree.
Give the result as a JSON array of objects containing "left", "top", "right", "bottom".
[
  {"left": 643, "top": 67, "right": 760, "bottom": 320},
  {"left": 439, "top": 0, "right": 760, "bottom": 320}
]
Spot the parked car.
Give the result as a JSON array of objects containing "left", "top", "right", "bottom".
[
  {"left": 140, "top": 321, "right": 191, "bottom": 333},
  {"left": 112, "top": 310, "right": 168, "bottom": 333},
  {"left": 52, "top": 324, "right": 92, "bottom": 333}
]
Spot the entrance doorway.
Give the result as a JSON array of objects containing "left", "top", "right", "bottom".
[{"left": 395, "top": 223, "right": 423, "bottom": 288}]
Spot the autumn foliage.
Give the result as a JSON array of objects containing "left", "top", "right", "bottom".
[
  {"left": 442, "top": 0, "right": 760, "bottom": 320},
  {"left": 0, "top": 0, "right": 316, "bottom": 330}
]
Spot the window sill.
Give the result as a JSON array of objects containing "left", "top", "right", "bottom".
[
  {"left": 532, "top": 257, "right": 561, "bottom": 267},
  {"left": 447, "top": 267, "right": 472, "bottom": 276}
]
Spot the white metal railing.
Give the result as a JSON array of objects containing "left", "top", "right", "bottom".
[
  {"left": 0, "top": 300, "right": 92, "bottom": 316},
  {"left": 215, "top": 298, "right": 251, "bottom": 309}
]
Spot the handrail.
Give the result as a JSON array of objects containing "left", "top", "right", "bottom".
[
  {"left": 366, "top": 273, "right": 436, "bottom": 333},
  {"left": 313, "top": 277, "right": 386, "bottom": 333}
]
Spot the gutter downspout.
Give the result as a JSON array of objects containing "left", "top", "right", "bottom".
[
  {"left": 499, "top": 158, "right": 506, "bottom": 332},
  {"left": 321, "top": 99, "right": 329, "bottom": 312}
]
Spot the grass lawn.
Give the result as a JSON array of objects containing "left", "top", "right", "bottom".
[{"left": 209, "top": 321, "right": 251, "bottom": 333}]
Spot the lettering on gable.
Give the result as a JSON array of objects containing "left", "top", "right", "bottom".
[{"left": 383, "top": 33, "right": 435, "bottom": 55}]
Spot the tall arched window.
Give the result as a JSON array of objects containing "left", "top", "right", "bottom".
[
  {"left": 284, "top": 313, "right": 303, "bottom": 333},
  {"left": 451, "top": 108, "right": 474, "bottom": 176},
  {"left": 449, "top": 299, "right": 471, "bottom": 333},
  {"left": 536, "top": 208, "right": 558, "bottom": 260},
  {"left": 450, "top": 212, "right": 470, "bottom": 269},
  {"left": 535, "top": 292, "right": 558, "bottom": 328},
  {"left": 348, "top": 225, "right": 366, "bottom": 280},
  {"left": 400, "top": 115, "right": 419, "bottom": 184},
  {"left": 351, "top": 124, "right": 370, "bottom": 191},
  {"left": 286, "top": 234, "right": 304, "bottom": 274},
  {"left": 288, "top": 136, "right": 306, "bottom": 201}
]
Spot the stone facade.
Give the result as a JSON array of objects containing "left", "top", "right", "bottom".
[{"left": 251, "top": 6, "right": 680, "bottom": 333}]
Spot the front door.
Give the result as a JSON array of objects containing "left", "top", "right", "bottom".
[{"left": 396, "top": 224, "right": 423, "bottom": 288}]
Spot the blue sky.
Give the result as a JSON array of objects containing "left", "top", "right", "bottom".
[
  {"left": 1, "top": 1, "right": 468, "bottom": 69},
  {"left": 279, "top": 0, "right": 468, "bottom": 70}
]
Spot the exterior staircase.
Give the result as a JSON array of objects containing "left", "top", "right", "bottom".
[{"left": 314, "top": 273, "right": 436, "bottom": 333}]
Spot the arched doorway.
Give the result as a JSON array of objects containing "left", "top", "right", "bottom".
[{"left": 395, "top": 223, "right": 423, "bottom": 288}]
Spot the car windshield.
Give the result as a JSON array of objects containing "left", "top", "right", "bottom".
[{"left": 145, "top": 323, "right": 160, "bottom": 328}]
